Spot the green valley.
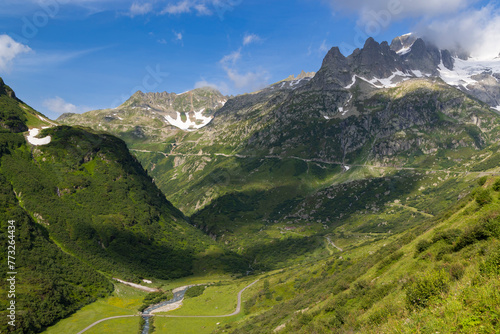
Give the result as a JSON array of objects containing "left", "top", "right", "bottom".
[{"left": 2, "top": 32, "right": 500, "bottom": 334}]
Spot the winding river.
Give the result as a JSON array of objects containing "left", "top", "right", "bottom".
[{"left": 141, "top": 287, "right": 189, "bottom": 334}]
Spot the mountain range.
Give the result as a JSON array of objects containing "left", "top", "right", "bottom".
[{"left": 1, "top": 33, "right": 500, "bottom": 333}]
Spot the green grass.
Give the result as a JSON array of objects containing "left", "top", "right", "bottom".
[
  {"left": 43, "top": 283, "right": 147, "bottom": 334},
  {"left": 153, "top": 315, "right": 243, "bottom": 334},
  {"left": 84, "top": 316, "right": 141, "bottom": 334},
  {"left": 151, "top": 278, "right": 260, "bottom": 333},
  {"left": 159, "top": 279, "right": 258, "bottom": 316},
  {"left": 24, "top": 109, "right": 52, "bottom": 128}
]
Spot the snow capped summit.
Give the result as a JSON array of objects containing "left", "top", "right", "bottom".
[{"left": 319, "top": 34, "right": 500, "bottom": 109}]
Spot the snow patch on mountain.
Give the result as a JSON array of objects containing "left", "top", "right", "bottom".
[
  {"left": 397, "top": 44, "right": 414, "bottom": 55},
  {"left": 345, "top": 71, "right": 413, "bottom": 89},
  {"left": 165, "top": 108, "right": 213, "bottom": 131},
  {"left": 26, "top": 128, "right": 51, "bottom": 146},
  {"left": 438, "top": 57, "right": 500, "bottom": 88}
]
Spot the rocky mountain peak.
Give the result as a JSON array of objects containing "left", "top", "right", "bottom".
[
  {"left": 296, "top": 70, "right": 315, "bottom": 80},
  {"left": 321, "top": 47, "right": 347, "bottom": 67},
  {"left": 313, "top": 47, "right": 352, "bottom": 88},
  {"left": 347, "top": 37, "right": 403, "bottom": 79},
  {"left": 390, "top": 33, "right": 417, "bottom": 53},
  {"left": 401, "top": 38, "right": 442, "bottom": 74},
  {"left": 308, "top": 34, "right": 500, "bottom": 110},
  {"left": 363, "top": 36, "right": 379, "bottom": 49}
]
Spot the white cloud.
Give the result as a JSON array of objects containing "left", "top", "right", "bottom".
[
  {"left": 2, "top": 0, "right": 240, "bottom": 18},
  {"left": 0, "top": 35, "right": 31, "bottom": 72},
  {"left": 327, "top": 1, "right": 500, "bottom": 59},
  {"left": 200, "top": 28, "right": 269, "bottom": 94},
  {"left": 415, "top": 5, "right": 500, "bottom": 59},
  {"left": 243, "top": 33, "right": 261, "bottom": 46},
  {"left": 194, "top": 3, "right": 211, "bottom": 15},
  {"left": 195, "top": 79, "right": 229, "bottom": 94},
  {"left": 319, "top": 40, "right": 329, "bottom": 53},
  {"left": 224, "top": 67, "right": 269, "bottom": 91},
  {"left": 220, "top": 49, "right": 241, "bottom": 66},
  {"left": 173, "top": 31, "right": 183, "bottom": 41},
  {"left": 161, "top": 0, "right": 240, "bottom": 16},
  {"left": 219, "top": 48, "right": 269, "bottom": 93},
  {"left": 129, "top": 2, "right": 152, "bottom": 17},
  {"left": 327, "top": 0, "right": 471, "bottom": 22},
  {"left": 15, "top": 46, "right": 110, "bottom": 71},
  {"left": 161, "top": 0, "right": 191, "bottom": 14},
  {"left": 43, "top": 97, "right": 87, "bottom": 114}
]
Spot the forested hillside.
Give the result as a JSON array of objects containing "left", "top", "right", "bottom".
[{"left": 0, "top": 78, "right": 228, "bottom": 333}]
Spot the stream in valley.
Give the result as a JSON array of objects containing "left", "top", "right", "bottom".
[{"left": 141, "top": 287, "right": 189, "bottom": 334}]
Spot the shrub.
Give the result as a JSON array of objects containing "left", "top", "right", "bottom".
[
  {"left": 368, "top": 303, "right": 397, "bottom": 325},
  {"left": 449, "top": 263, "right": 465, "bottom": 280},
  {"left": 185, "top": 285, "right": 205, "bottom": 298},
  {"left": 416, "top": 239, "right": 432, "bottom": 253},
  {"left": 244, "top": 296, "right": 256, "bottom": 313},
  {"left": 480, "top": 247, "right": 500, "bottom": 276},
  {"left": 138, "top": 291, "right": 173, "bottom": 312},
  {"left": 454, "top": 216, "right": 500, "bottom": 251},
  {"left": 478, "top": 176, "right": 488, "bottom": 186},
  {"left": 436, "top": 245, "right": 454, "bottom": 261},
  {"left": 432, "top": 229, "right": 462, "bottom": 244},
  {"left": 323, "top": 299, "right": 345, "bottom": 328},
  {"left": 475, "top": 189, "right": 492, "bottom": 206},
  {"left": 405, "top": 270, "right": 449, "bottom": 310},
  {"left": 493, "top": 179, "right": 500, "bottom": 191},
  {"left": 378, "top": 251, "right": 404, "bottom": 270}
]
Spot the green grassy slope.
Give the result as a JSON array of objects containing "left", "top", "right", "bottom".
[
  {"left": 0, "top": 130, "right": 112, "bottom": 332},
  {"left": 223, "top": 176, "right": 500, "bottom": 333},
  {"left": 0, "top": 125, "right": 218, "bottom": 280},
  {"left": 0, "top": 78, "right": 236, "bottom": 333}
]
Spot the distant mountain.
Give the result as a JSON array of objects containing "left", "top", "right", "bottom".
[
  {"left": 262, "top": 70, "right": 316, "bottom": 92},
  {"left": 315, "top": 34, "right": 500, "bottom": 109},
  {"left": 58, "top": 86, "right": 228, "bottom": 145}
]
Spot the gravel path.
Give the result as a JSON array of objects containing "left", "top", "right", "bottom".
[{"left": 113, "top": 278, "right": 158, "bottom": 292}]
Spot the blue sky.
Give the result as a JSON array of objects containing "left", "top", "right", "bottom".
[{"left": 0, "top": 0, "right": 497, "bottom": 119}]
